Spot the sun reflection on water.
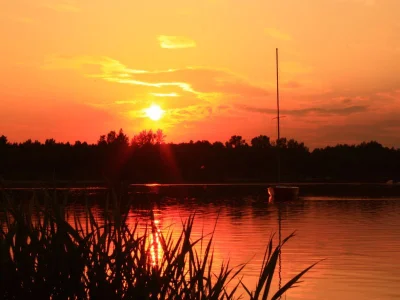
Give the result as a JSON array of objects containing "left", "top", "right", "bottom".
[{"left": 149, "top": 217, "right": 163, "bottom": 267}]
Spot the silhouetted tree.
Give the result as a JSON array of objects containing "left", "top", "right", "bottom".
[
  {"left": 251, "top": 135, "right": 271, "bottom": 149},
  {"left": 132, "top": 130, "right": 152, "bottom": 147},
  {"left": 21, "top": 139, "right": 32, "bottom": 147},
  {"left": 155, "top": 129, "right": 166, "bottom": 144},
  {"left": 287, "top": 139, "right": 308, "bottom": 152},
  {"left": 358, "top": 140, "right": 383, "bottom": 150},
  {"left": 0, "top": 135, "right": 8, "bottom": 146},
  {"left": 98, "top": 135, "right": 107, "bottom": 146},
  {"left": 276, "top": 138, "right": 287, "bottom": 149},
  {"left": 195, "top": 140, "right": 211, "bottom": 146},
  {"left": 131, "top": 129, "right": 165, "bottom": 147},
  {"left": 106, "top": 131, "right": 117, "bottom": 144},
  {"left": 115, "top": 129, "right": 129, "bottom": 147},
  {"left": 45, "top": 139, "right": 56, "bottom": 146},
  {"left": 226, "top": 135, "right": 247, "bottom": 148},
  {"left": 1, "top": 129, "right": 399, "bottom": 183},
  {"left": 212, "top": 141, "right": 225, "bottom": 149}
]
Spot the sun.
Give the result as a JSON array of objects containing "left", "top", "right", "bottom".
[{"left": 145, "top": 104, "right": 164, "bottom": 121}]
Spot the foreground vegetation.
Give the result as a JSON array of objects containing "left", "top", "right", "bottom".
[
  {"left": 0, "top": 190, "right": 319, "bottom": 299},
  {"left": 1, "top": 129, "right": 399, "bottom": 183}
]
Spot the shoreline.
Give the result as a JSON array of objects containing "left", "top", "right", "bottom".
[{"left": 1, "top": 180, "right": 399, "bottom": 188}]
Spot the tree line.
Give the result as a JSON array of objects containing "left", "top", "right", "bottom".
[{"left": 0, "top": 129, "right": 399, "bottom": 183}]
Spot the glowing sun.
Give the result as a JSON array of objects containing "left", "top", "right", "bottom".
[{"left": 145, "top": 104, "right": 164, "bottom": 121}]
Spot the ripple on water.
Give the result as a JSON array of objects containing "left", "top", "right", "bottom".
[{"left": 15, "top": 193, "right": 400, "bottom": 300}]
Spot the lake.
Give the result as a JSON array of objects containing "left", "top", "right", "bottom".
[{"left": 3, "top": 183, "right": 400, "bottom": 299}]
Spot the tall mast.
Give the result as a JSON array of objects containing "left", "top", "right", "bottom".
[
  {"left": 276, "top": 48, "right": 280, "bottom": 141},
  {"left": 276, "top": 48, "right": 281, "bottom": 183},
  {"left": 277, "top": 49, "right": 282, "bottom": 292}
]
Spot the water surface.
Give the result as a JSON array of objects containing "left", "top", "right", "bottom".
[{"left": 4, "top": 184, "right": 400, "bottom": 299}]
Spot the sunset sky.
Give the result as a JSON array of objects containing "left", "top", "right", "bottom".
[{"left": 1, "top": 0, "right": 399, "bottom": 149}]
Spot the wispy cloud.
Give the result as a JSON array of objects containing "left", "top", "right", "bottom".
[
  {"left": 376, "top": 89, "right": 400, "bottom": 102},
  {"left": 166, "top": 105, "right": 213, "bottom": 125},
  {"left": 114, "top": 100, "right": 139, "bottom": 105},
  {"left": 127, "top": 104, "right": 213, "bottom": 129},
  {"left": 157, "top": 35, "right": 196, "bottom": 49},
  {"left": 264, "top": 28, "right": 292, "bottom": 41},
  {"left": 43, "top": 55, "right": 275, "bottom": 129},
  {"left": 150, "top": 93, "right": 179, "bottom": 97},
  {"left": 43, "top": 55, "right": 270, "bottom": 102},
  {"left": 43, "top": 2, "right": 80, "bottom": 13},
  {"left": 237, "top": 103, "right": 369, "bottom": 117}
]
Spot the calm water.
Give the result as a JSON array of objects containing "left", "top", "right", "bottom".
[{"left": 4, "top": 184, "right": 400, "bottom": 299}]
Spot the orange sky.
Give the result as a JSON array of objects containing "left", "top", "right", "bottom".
[{"left": 1, "top": 0, "right": 399, "bottom": 149}]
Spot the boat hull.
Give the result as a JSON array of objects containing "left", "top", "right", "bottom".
[{"left": 268, "top": 185, "right": 299, "bottom": 201}]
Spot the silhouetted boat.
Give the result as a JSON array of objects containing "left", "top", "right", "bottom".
[
  {"left": 268, "top": 185, "right": 299, "bottom": 200},
  {"left": 268, "top": 48, "right": 299, "bottom": 201}
]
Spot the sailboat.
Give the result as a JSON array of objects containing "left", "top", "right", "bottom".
[{"left": 268, "top": 48, "right": 300, "bottom": 201}]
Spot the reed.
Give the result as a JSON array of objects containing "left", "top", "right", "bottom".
[{"left": 0, "top": 190, "right": 319, "bottom": 299}]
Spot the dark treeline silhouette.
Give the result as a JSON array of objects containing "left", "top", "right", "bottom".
[{"left": 0, "top": 129, "right": 399, "bottom": 184}]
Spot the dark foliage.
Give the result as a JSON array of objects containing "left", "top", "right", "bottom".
[{"left": 0, "top": 129, "right": 399, "bottom": 183}]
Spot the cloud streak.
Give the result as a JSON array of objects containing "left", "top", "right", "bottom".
[
  {"left": 114, "top": 100, "right": 139, "bottom": 105},
  {"left": 157, "top": 35, "right": 196, "bottom": 49},
  {"left": 127, "top": 104, "right": 213, "bottom": 129},
  {"left": 151, "top": 93, "right": 179, "bottom": 97},
  {"left": 237, "top": 103, "right": 369, "bottom": 117},
  {"left": 44, "top": 55, "right": 270, "bottom": 103},
  {"left": 45, "top": 55, "right": 384, "bottom": 145},
  {"left": 165, "top": 105, "right": 214, "bottom": 126},
  {"left": 43, "top": 55, "right": 274, "bottom": 129}
]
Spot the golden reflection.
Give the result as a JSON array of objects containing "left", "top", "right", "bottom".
[{"left": 149, "top": 216, "right": 163, "bottom": 267}]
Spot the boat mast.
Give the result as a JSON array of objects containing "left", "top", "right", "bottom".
[{"left": 276, "top": 48, "right": 281, "bottom": 183}]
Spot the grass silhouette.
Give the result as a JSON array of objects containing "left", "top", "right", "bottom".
[{"left": 0, "top": 190, "right": 319, "bottom": 299}]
